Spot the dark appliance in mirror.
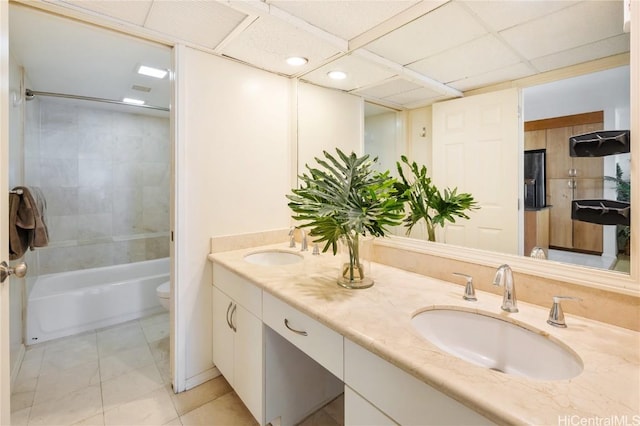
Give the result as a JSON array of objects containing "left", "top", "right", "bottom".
[{"left": 524, "top": 149, "right": 546, "bottom": 209}]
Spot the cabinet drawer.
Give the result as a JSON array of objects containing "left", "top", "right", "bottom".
[
  {"left": 263, "top": 291, "right": 343, "bottom": 380},
  {"left": 212, "top": 263, "right": 262, "bottom": 318}
]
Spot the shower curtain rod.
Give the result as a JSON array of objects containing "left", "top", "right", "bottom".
[{"left": 25, "top": 89, "right": 170, "bottom": 112}]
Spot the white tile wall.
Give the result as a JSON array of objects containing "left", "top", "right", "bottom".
[{"left": 25, "top": 98, "right": 170, "bottom": 275}]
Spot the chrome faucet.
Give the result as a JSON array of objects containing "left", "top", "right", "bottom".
[
  {"left": 493, "top": 264, "right": 518, "bottom": 313},
  {"left": 288, "top": 226, "right": 308, "bottom": 251},
  {"left": 452, "top": 272, "right": 477, "bottom": 301},
  {"left": 547, "top": 296, "right": 582, "bottom": 328}
]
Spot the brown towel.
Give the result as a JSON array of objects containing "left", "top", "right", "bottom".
[{"left": 9, "top": 186, "right": 49, "bottom": 260}]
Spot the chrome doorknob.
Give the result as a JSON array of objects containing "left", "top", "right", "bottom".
[{"left": 0, "top": 261, "right": 27, "bottom": 283}]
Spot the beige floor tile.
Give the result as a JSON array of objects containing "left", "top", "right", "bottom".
[
  {"left": 98, "top": 322, "right": 148, "bottom": 358},
  {"left": 149, "top": 336, "right": 170, "bottom": 363},
  {"left": 22, "top": 345, "right": 45, "bottom": 364},
  {"left": 44, "top": 331, "right": 97, "bottom": 355},
  {"left": 163, "top": 417, "right": 183, "bottom": 426},
  {"left": 34, "top": 360, "right": 100, "bottom": 406},
  {"left": 297, "top": 408, "right": 341, "bottom": 426},
  {"left": 28, "top": 384, "right": 102, "bottom": 426},
  {"left": 41, "top": 342, "right": 99, "bottom": 372},
  {"left": 15, "top": 356, "right": 43, "bottom": 383},
  {"left": 142, "top": 320, "right": 170, "bottom": 343},
  {"left": 139, "top": 312, "right": 169, "bottom": 327},
  {"left": 101, "top": 363, "right": 165, "bottom": 411},
  {"left": 180, "top": 392, "right": 258, "bottom": 426},
  {"left": 170, "top": 376, "right": 233, "bottom": 416},
  {"left": 155, "top": 357, "right": 173, "bottom": 385},
  {"left": 10, "top": 406, "right": 30, "bottom": 426},
  {"left": 323, "top": 394, "right": 344, "bottom": 426},
  {"left": 10, "top": 388, "right": 35, "bottom": 413},
  {"left": 103, "top": 387, "right": 178, "bottom": 426},
  {"left": 99, "top": 343, "right": 156, "bottom": 382},
  {"left": 72, "top": 412, "right": 105, "bottom": 426}
]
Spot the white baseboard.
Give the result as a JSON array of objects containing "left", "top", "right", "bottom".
[
  {"left": 11, "top": 343, "right": 26, "bottom": 386},
  {"left": 182, "top": 366, "right": 221, "bottom": 392}
]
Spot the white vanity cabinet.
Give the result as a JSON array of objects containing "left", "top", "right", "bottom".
[
  {"left": 211, "top": 264, "right": 264, "bottom": 424},
  {"left": 344, "top": 339, "right": 493, "bottom": 425}
]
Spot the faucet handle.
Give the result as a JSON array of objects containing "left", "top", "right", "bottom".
[
  {"left": 312, "top": 243, "right": 320, "bottom": 255},
  {"left": 288, "top": 226, "right": 296, "bottom": 248},
  {"left": 547, "top": 296, "right": 582, "bottom": 328},
  {"left": 452, "top": 272, "right": 476, "bottom": 301}
]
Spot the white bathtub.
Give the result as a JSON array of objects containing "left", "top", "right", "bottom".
[{"left": 26, "top": 258, "right": 169, "bottom": 344}]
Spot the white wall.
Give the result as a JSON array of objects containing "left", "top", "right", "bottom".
[
  {"left": 364, "top": 112, "right": 398, "bottom": 175},
  {"left": 297, "top": 82, "right": 363, "bottom": 172},
  {"left": 175, "top": 46, "right": 292, "bottom": 388}
]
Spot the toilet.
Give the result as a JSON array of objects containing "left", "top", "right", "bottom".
[{"left": 156, "top": 281, "right": 170, "bottom": 310}]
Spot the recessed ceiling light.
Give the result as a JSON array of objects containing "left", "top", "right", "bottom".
[
  {"left": 327, "top": 71, "right": 347, "bottom": 80},
  {"left": 286, "top": 56, "right": 308, "bottom": 66},
  {"left": 137, "top": 65, "right": 168, "bottom": 79},
  {"left": 123, "top": 97, "right": 145, "bottom": 105}
]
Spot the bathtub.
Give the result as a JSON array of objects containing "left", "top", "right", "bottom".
[{"left": 26, "top": 258, "right": 169, "bottom": 344}]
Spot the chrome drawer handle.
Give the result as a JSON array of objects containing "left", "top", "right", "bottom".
[
  {"left": 284, "top": 318, "right": 308, "bottom": 336},
  {"left": 226, "top": 302, "right": 234, "bottom": 330}
]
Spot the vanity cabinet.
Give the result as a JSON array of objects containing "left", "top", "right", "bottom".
[
  {"left": 211, "top": 264, "right": 263, "bottom": 423},
  {"left": 344, "top": 339, "right": 493, "bottom": 425}
]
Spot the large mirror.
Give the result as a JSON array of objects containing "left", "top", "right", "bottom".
[{"left": 365, "top": 63, "right": 632, "bottom": 275}]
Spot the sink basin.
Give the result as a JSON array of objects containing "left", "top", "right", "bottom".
[
  {"left": 411, "top": 308, "right": 583, "bottom": 381},
  {"left": 243, "top": 250, "right": 303, "bottom": 266}
]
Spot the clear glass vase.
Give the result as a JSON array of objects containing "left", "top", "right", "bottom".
[{"left": 337, "top": 233, "right": 373, "bottom": 289}]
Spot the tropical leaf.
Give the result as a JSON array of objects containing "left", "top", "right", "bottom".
[
  {"left": 287, "top": 149, "right": 404, "bottom": 255},
  {"left": 395, "top": 156, "right": 478, "bottom": 241}
]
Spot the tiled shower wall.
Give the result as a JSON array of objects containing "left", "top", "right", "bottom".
[{"left": 25, "top": 98, "right": 170, "bottom": 275}]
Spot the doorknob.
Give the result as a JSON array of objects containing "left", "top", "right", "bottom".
[{"left": 0, "top": 261, "right": 27, "bottom": 283}]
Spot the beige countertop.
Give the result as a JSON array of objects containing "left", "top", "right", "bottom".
[{"left": 208, "top": 243, "right": 640, "bottom": 425}]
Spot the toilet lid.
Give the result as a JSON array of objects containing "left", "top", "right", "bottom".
[{"left": 157, "top": 281, "right": 170, "bottom": 298}]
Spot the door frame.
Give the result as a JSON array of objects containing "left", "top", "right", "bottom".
[{"left": 1, "top": 0, "right": 13, "bottom": 422}]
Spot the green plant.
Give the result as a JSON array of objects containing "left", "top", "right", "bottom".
[
  {"left": 287, "top": 149, "right": 404, "bottom": 285},
  {"left": 394, "top": 155, "right": 478, "bottom": 242}
]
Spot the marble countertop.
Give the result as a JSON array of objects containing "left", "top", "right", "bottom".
[{"left": 208, "top": 243, "right": 640, "bottom": 425}]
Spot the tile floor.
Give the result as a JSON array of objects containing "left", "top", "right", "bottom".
[{"left": 11, "top": 312, "right": 343, "bottom": 426}]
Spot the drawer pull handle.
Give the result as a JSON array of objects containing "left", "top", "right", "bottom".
[
  {"left": 230, "top": 304, "right": 237, "bottom": 332},
  {"left": 226, "top": 302, "right": 233, "bottom": 329},
  {"left": 284, "top": 318, "right": 308, "bottom": 336}
]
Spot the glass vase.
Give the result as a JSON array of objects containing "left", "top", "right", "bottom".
[{"left": 337, "top": 233, "right": 373, "bottom": 289}]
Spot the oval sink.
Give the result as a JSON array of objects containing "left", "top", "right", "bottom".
[
  {"left": 411, "top": 308, "right": 583, "bottom": 381},
  {"left": 243, "top": 250, "right": 303, "bottom": 266}
]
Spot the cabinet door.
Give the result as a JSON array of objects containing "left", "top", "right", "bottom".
[
  {"left": 571, "top": 123, "right": 604, "bottom": 179},
  {"left": 548, "top": 178, "right": 574, "bottom": 249},
  {"left": 212, "top": 287, "right": 235, "bottom": 385},
  {"left": 546, "top": 127, "right": 574, "bottom": 178},
  {"left": 524, "top": 129, "right": 546, "bottom": 151},
  {"left": 345, "top": 386, "right": 397, "bottom": 426},
  {"left": 573, "top": 178, "right": 603, "bottom": 253},
  {"left": 234, "top": 304, "right": 264, "bottom": 424}
]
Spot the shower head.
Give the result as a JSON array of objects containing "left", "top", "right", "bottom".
[{"left": 25, "top": 89, "right": 35, "bottom": 101}]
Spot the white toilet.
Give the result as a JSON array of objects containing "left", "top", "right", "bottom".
[{"left": 157, "top": 281, "right": 170, "bottom": 310}]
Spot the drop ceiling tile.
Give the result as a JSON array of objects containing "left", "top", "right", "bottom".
[
  {"left": 301, "top": 54, "right": 397, "bottom": 91},
  {"left": 222, "top": 14, "right": 343, "bottom": 76},
  {"left": 408, "top": 34, "right": 521, "bottom": 84},
  {"left": 365, "top": 2, "right": 487, "bottom": 65},
  {"left": 448, "top": 62, "right": 535, "bottom": 92},
  {"left": 269, "top": 0, "right": 420, "bottom": 40},
  {"left": 382, "top": 87, "right": 443, "bottom": 105},
  {"left": 354, "top": 78, "right": 423, "bottom": 99},
  {"left": 462, "top": 0, "right": 578, "bottom": 32},
  {"left": 144, "top": 0, "right": 247, "bottom": 49},
  {"left": 531, "top": 34, "right": 631, "bottom": 72},
  {"left": 499, "top": 0, "right": 625, "bottom": 61},
  {"left": 61, "top": 0, "right": 153, "bottom": 25}
]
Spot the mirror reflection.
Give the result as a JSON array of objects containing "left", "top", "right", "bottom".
[{"left": 365, "top": 65, "right": 631, "bottom": 273}]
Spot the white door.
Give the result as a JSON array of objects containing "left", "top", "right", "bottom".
[
  {"left": 432, "top": 88, "right": 521, "bottom": 255},
  {"left": 1, "top": 0, "right": 12, "bottom": 422}
]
